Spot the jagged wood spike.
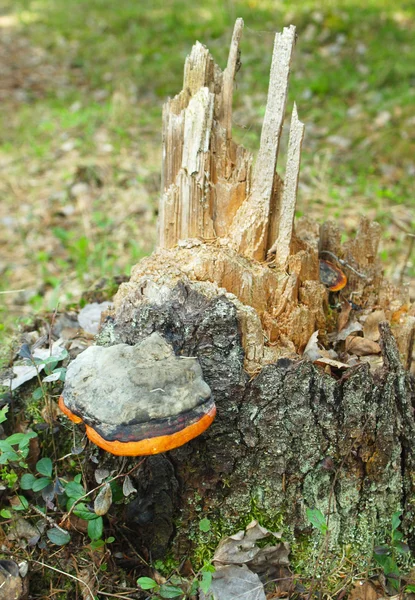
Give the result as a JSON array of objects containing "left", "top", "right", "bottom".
[
  {"left": 221, "top": 17, "right": 244, "bottom": 138},
  {"left": 158, "top": 43, "right": 218, "bottom": 248},
  {"left": 228, "top": 25, "right": 296, "bottom": 261},
  {"left": 269, "top": 103, "right": 305, "bottom": 266}
]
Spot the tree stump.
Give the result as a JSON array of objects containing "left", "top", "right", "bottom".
[{"left": 99, "top": 19, "right": 415, "bottom": 563}]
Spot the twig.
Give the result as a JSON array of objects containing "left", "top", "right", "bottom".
[
  {"left": 30, "top": 504, "right": 68, "bottom": 535},
  {"left": 320, "top": 250, "right": 367, "bottom": 279},
  {"left": 31, "top": 559, "right": 96, "bottom": 599}
]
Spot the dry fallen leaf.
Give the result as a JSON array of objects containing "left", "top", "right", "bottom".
[
  {"left": 199, "top": 564, "right": 266, "bottom": 600},
  {"left": 337, "top": 299, "right": 352, "bottom": 332},
  {"left": 2, "top": 340, "right": 66, "bottom": 390},
  {"left": 337, "top": 321, "right": 363, "bottom": 342},
  {"left": 123, "top": 475, "right": 137, "bottom": 496},
  {"left": 94, "top": 483, "right": 112, "bottom": 516},
  {"left": 303, "top": 330, "right": 323, "bottom": 361},
  {"left": 348, "top": 580, "right": 382, "bottom": 600},
  {"left": 78, "top": 567, "right": 97, "bottom": 600},
  {"left": 346, "top": 336, "right": 381, "bottom": 356},
  {"left": 213, "top": 520, "right": 281, "bottom": 565},
  {"left": 363, "top": 310, "right": 386, "bottom": 341},
  {"left": 78, "top": 302, "right": 113, "bottom": 334},
  {"left": 314, "top": 357, "right": 350, "bottom": 370}
]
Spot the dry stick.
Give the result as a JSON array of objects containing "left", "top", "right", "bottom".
[
  {"left": 268, "top": 103, "right": 305, "bottom": 266},
  {"left": 229, "top": 25, "right": 296, "bottom": 261},
  {"left": 31, "top": 559, "right": 96, "bottom": 600},
  {"left": 30, "top": 504, "right": 68, "bottom": 536}
]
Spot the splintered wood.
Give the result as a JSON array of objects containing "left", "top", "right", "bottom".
[
  {"left": 117, "top": 18, "right": 414, "bottom": 372},
  {"left": 158, "top": 19, "right": 299, "bottom": 261}
]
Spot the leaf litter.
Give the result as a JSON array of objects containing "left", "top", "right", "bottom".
[{"left": 203, "top": 520, "right": 292, "bottom": 600}]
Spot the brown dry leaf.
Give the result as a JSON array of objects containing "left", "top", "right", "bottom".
[
  {"left": 363, "top": 310, "right": 386, "bottom": 341},
  {"left": 337, "top": 321, "right": 363, "bottom": 341},
  {"left": 314, "top": 357, "right": 349, "bottom": 370},
  {"left": 78, "top": 567, "right": 97, "bottom": 600},
  {"left": 199, "top": 565, "right": 266, "bottom": 600},
  {"left": 68, "top": 515, "right": 88, "bottom": 534},
  {"left": 337, "top": 300, "right": 352, "bottom": 332},
  {"left": 359, "top": 355, "right": 384, "bottom": 371},
  {"left": 213, "top": 520, "right": 281, "bottom": 565},
  {"left": 348, "top": 580, "right": 382, "bottom": 600},
  {"left": 94, "top": 483, "right": 112, "bottom": 516},
  {"left": 392, "top": 305, "right": 409, "bottom": 323},
  {"left": 345, "top": 336, "right": 381, "bottom": 356},
  {"left": 41, "top": 400, "right": 60, "bottom": 425},
  {"left": 25, "top": 431, "right": 40, "bottom": 469}
]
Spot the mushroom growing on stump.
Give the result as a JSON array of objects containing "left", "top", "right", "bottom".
[{"left": 58, "top": 332, "right": 215, "bottom": 456}]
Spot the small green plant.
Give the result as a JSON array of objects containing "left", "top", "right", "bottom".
[
  {"left": 137, "top": 557, "right": 214, "bottom": 599},
  {"left": 373, "top": 510, "right": 410, "bottom": 591},
  {"left": 0, "top": 419, "right": 38, "bottom": 470},
  {"left": 306, "top": 507, "right": 328, "bottom": 535},
  {"left": 20, "top": 457, "right": 54, "bottom": 492},
  {"left": 137, "top": 577, "right": 185, "bottom": 599}
]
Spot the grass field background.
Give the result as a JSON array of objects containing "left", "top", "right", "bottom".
[{"left": 1, "top": 0, "right": 414, "bottom": 350}]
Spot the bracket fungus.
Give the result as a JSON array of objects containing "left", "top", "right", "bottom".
[
  {"left": 319, "top": 259, "right": 347, "bottom": 292},
  {"left": 58, "top": 333, "right": 215, "bottom": 456}
]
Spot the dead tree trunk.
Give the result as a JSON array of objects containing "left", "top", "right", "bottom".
[{"left": 100, "top": 20, "right": 415, "bottom": 561}]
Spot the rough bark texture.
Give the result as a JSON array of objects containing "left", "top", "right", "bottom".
[{"left": 99, "top": 285, "right": 415, "bottom": 561}]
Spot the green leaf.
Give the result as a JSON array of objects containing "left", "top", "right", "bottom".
[
  {"left": 306, "top": 507, "right": 328, "bottom": 534},
  {"left": 20, "top": 473, "right": 37, "bottom": 490},
  {"left": 393, "top": 540, "right": 410, "bottom": 554},
  {"left": 44, "top": 356, "right": 59, "bottom": 367},
  {"left": 199, "top": 570, "right": 212, "bottom": 594},
  {"left": 0, "top": 448, "right": 20, "bottom": 463},
  {"left": 13, "top": 495, "right": 29, "bottom": 511},
  {"left": 0, "top": 509, "right": 12, "bottom": 518},
  {"left": 52, "top": 367, "right": 66, "bottom": 382},
  {"left": 6, "top": 433, "right": 33, "bottom": 446},
  {"left": 47, "top": 528, "right": 71, "bottom": 545},
  {"left": 32, "top": 477, "right": 52, "bottom": 492},
  {"left": 159, "top": 584, "right": 184, "bottom": 598},
  {"left": 406, "top": 585, "right": 415, "bottom": 593},
  {"left": 374, "top": 545, "right": 390, "bottom": 556},
  {"left": 89, "top": 539, "right": 105, "bottom": 549},
  {"left": 36, "top": 457, "right": 53, "bottom": 478},
  {"left": 32, "top": 387, "right": 44, "bottom": 401},
  {"left": 105, "top": 536, "right": 115, "bottom": 543},
  {"left": 137, "top": 577, "right": 159, "bottom": 590},
  {"left": 199, "top": 518, "right": 211, "bottom": 533},
  {"left": 88, "top": 516, "right": 103, "bottom": 541},
  {"left": 391, "top": 510, "right": 402, "bottom": 531},
  {"left": 74, "top": 503, "right": 100, "bottom": 521},
  {"left": 64, "top": 480, "right": 85, "bottom": 499},
  {"left": 74, "top": 474, "right": 82, "bottom": 484},
  {"left": 392, "top": 529, "right": 403, "bottom": 541},
  {"left": 0, "top": 405, "right": 9, "bottom": 423}
]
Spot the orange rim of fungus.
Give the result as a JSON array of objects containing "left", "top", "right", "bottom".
[
  {"left": 319, "top": 259, "right": 347, "bottom": 292},
  {"left": 58, "top": 395, "right": 216, "bottom": 456}
]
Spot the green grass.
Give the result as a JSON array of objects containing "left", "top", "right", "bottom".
[{"left": 0, "top": 0, "right": 414, "bottom": 337}]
